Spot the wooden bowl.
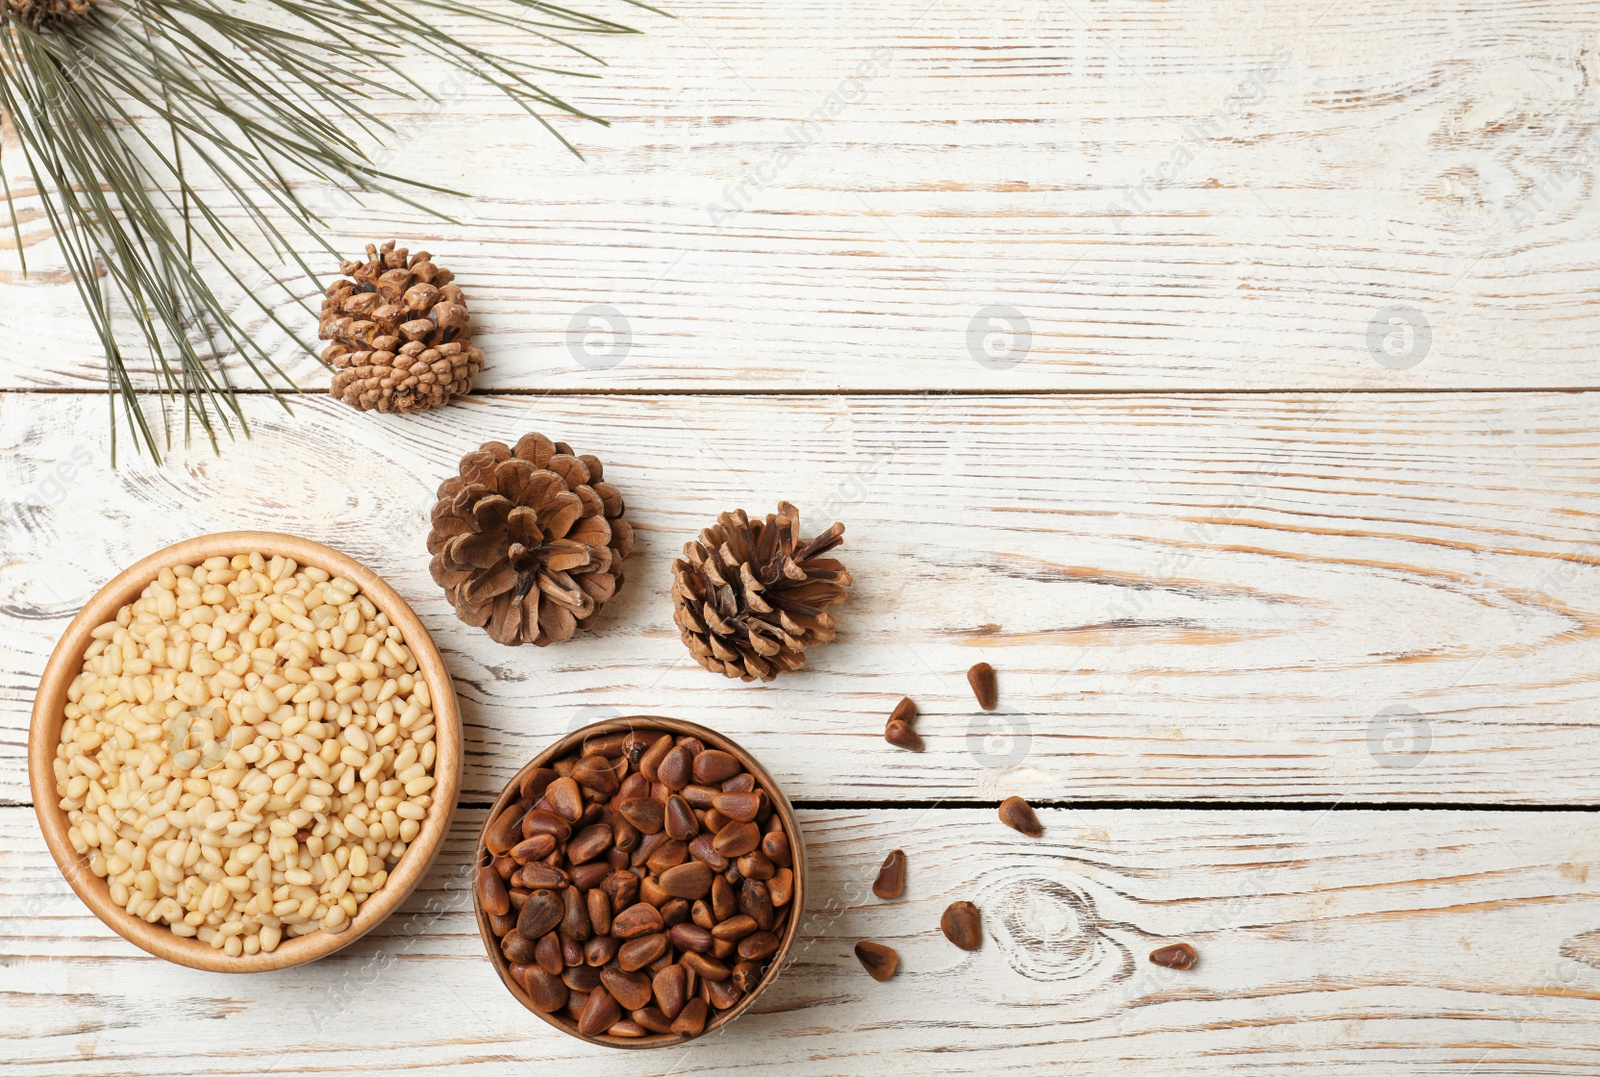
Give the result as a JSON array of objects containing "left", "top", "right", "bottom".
[
  {"left": 475, "top": 717, "right": 806, "bottom": 1048},
  {"left": 28, "top": 531, "right": 462, "bottom": 973}
]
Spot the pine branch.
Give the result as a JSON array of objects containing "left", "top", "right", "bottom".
[{"left": 0, "top": 0, "right": 658, "bottom": 462}]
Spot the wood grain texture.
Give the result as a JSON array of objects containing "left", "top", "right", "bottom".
[
  {"left": 4, "top": 391, "right": 1600, "bottom": 806},
  {"left": 7, "top": 805, "right": 1600, "bottom": 1074},
  {"left": 3, "top": 0, "right": 1599, "bottom": 392}
]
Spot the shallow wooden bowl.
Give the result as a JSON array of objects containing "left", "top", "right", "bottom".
[
  {"left": 28, "top": 531, "right": 462, "bottom": 973},
  {"left": 475, "top": 716, "right": 806, "bottom": 1048}
]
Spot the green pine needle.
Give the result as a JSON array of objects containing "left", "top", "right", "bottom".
[{"left": 0, "top": 0, "right": 655, "bottom": 464}]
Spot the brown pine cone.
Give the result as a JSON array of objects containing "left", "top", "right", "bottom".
[
  {"left": 319, "top": 241, "right": 483, "bottom": 414},
  {"left": 2, "top": 0, "right": 90, "bottom": 23},
  {"left": 672, "top": 502, "right": 850, "bottom": 681},
  {"left": 428, "top": 433, "right": 632, "bottom": 646}
]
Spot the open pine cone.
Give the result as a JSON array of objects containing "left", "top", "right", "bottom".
[
  {"left": 428, "top": 434, "right": 632, "bottom": 646},
  {"left": 2, "top": 0, "right": 90, "bottom": 23},
  {"left": 672, "top": 502, "right": 850, "bottom": 681},
  {"left": 319, "top": 241, "right": 483, "bottom": 414}
]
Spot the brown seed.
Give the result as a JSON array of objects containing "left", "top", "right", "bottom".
[
  {"left": 638, "top": 734, "right": 674, "bottom": 781},
  {"left": 646, "top": 839, "right": 690, "bottom": 874},
  {"left": 632, "top": 831, "right": 668, "bottom": 869},
  {"left": 890, "top": 696, "right": 917, "bottom": 726},
  {"left": 705, "top": 977, "right": 743, "bottom": 1010},
  {"left": 517, "top": 889, "right": 563, "bottom": 939},
  {"left": 712, "top": 937, "right": 738, "bottom": 961},
  {"left": 618, "top": 932, "right": 669, "bottom": 972},
  {"left": 967, "top": 662, "right": 998, "bottom": 710},
  {"left": 691, "top": 749, "right": 742, "bottom": 785},
  {"left": 545, "top": 776, "right": 584, "bottom": 821},
  {"left": 519, "top": 863, "right": 568, "bottom": 891},
  {"left": 670, "top": 996, "right": 708, "bottom": 1037},
  {"left": 712, "top": 820, "right": 761, "bottom": 858},
  {"left": 608, "top": 1019, "right": 647, "bottom": 1038},
  {"left": 653, "top": 963, "right": 688, "bottom": 1019},
  {"left": 658, "top": 861, "right": 715, "bottom": 900},
  {"left": 612, "top": 902, "right": 664, "bottom": 939},
  {"left": 587, "top": 888, "right": 612, "bottom": 937},
  {"left": 476, "top": 865, "right": 510, "bottom": 916},
  {"left": 535, "top": 930, "right": 563, "bottom": 975},
  {"left": 702, "top": 808, "right": 730, "bottom": 834},
  {"left": 602, "top": 870, "right": 639, "bottom": 912},
  {"left": 736, "top": 851, "right": 775, "bottom": 881},
  {"left": 681, "top": 783, "right": 718, "bottom": 809},
  {"left": 1149, "top": 943, "right": 1197, "bottom": 970},
  {"left": 669, "top": 922, "right": 714, "bottom": 953},
  {"left": 561, "top": 935, "right": 584, "bottom": 968},
  {"left": 689, "top": 833, "right": 730, "bottom": 872},
  {"left": 559, "top": 884, "right": 591, "bottom": 941},
  {"left": 710, "top": 913, "right": 758, "bottom": 941},
  {"left": 566, "top": 823, "right": 614, "bottom": 865},
  {"left": 737, "top": 930, "right": 780, "bottom": 961},
  {"left": 872, "top": 850, "right": 906, "bottom": 900},
  {"left": 584, "top": 934, "right": 620, "bottom": 967},
  {"left": 658, "top": 745, "right": 694, "bottom": 790},
  {"left": 998, "top": 795, "right": 1042, "bottom": 837},
  {"left": 509, "top": 833, "right": 556, "bottom": 864},
  {"left": 941, "top": 901, "right": 982, "bottom": 951},
  {"left": 520, "top": 807, "right": 571, "bottom": 843},
  {"left": 711, "top": 873, "right": 737, "bottom": 925},
  {"left": 731, "top": 959, "right": 763, "bottom": 995},
  {"left": 691, "top": 899, "right": 715, "bottom": 930},
  {"left": 632, "top": 1006, "right": 674, "bottom": 1034},
  {"left": 617, "top": 796, "right": 665, "bottom": 835},
  {"left": 854, "top": 940, "right": 898, "bottom": 981},
  {"left": 501, "top": 929, "right": 537, "bottom": 964},
  {"left": 660, "top": 898, "right": 691, "bottom": 929},
  {"left": 664, "top": 795, "right": 699, "bottom": 841},
  {"left": 618, "top": 772, "right": 651, "bottom": 802},
  {"left": 572, "top": 753, "right": 621, "bottom": 795},
  {"left": 571, "top": 862, "right": 611, "bottom": 890},
  {"left": 611, "top": 815, "right": 639, "bottom": 855},
  {"left": 485, "top": 801, "right": 528, "bottom": 856},
  {"left": 519, "top": 767, "right": 558, "bottom": 802},
  {"left": 578, "top": 985, "right": 622, "bottom": 1037},
  {"left": 521, "top": 967, "right": 569, "bottom": 1013},
  {"left": 769, "top": 868, "right": 794, "bottom": 908},
  {"left": 562, "top": 962, "right": 602, "bottom": 992},
  {"left": 884, "top": 719, "right": 924, "bottom": 752},
  {"left": 600, "top": 967, "right": 655, "bottom": 1011},
  {"left": 582, "top": 730, "right": 630, "bottom": 759},
  {"left": 761, "top": 829, "right": 792, "bottom": 867},
  {"left": 681, "top": 951, "right": 730, "bottom": 982},
  {"left": 740, "top": 879, "right": 774, "bottom": 931},
  {"left": 563, "top": 989, "right": 588, "bottom": 1023},
  {"left": 711, "top": 791, "right": 761, "bottom": 822},
  {"left": 639, "top": 875, "right": 671, "bottom": 907}
]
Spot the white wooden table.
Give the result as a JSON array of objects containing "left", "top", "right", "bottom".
[{"left": 5, "top": 0, "right": 1600, "bottom": 1071}]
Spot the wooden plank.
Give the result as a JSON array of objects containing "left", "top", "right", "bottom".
[
  {"left": 4, "top": 0, "right": 1599, "bottom": 392},
  {"left": 4, "top": 391, "right": 1600, "bottom": 806},
  {"left": 6, "top": 805, "right": 1600, "bottom": 1074}
]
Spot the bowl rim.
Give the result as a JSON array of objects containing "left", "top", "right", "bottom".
[
  {"left": 474, "top": 716, "right": 806, "bottom": 1049},
  {"left": 28, "top": 530, "right": 463, "bottom": 973}
]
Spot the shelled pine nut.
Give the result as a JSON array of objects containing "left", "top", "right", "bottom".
[{"left": 53, "top": 553, "right": 435, "bottom": 955}]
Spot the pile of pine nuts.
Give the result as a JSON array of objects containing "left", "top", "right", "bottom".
[{"left": 51, "top": 553, "right": 437, "bottom": 957}]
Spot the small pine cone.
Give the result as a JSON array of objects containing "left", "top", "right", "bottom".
[
  {"left": 2, "top": 0, "right": 90, "bottom": 24},
  {"left": 428, "top": 433, "right": 632, "bottom": 646},
  {"left": 319, "top": 241, "right": 483, "bottom": 414},
  {"left": 672, "top": 502, "right": 850, "bottom": 681}
]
